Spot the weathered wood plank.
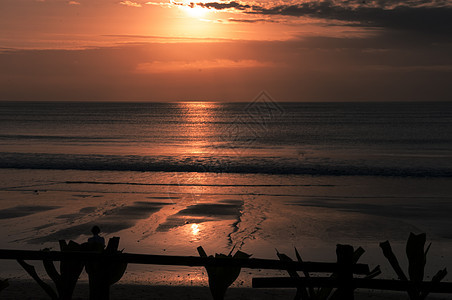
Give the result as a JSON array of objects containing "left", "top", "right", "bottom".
[{"left": 0, "top": 249, "right": 369, "bottom": 274}]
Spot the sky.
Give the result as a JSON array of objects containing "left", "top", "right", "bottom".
[{"left": 0, "top": 0, "right": 451, "bottom": 102}]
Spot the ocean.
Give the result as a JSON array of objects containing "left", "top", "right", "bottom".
[
  {"left": 1, "top": 101, "right": 451, "bottom": 176},
  {"left": 0, "top": 100, "right": 451, "bottom": 284}
]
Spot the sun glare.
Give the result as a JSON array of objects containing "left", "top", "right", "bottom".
[{"left": 182, "top": 5, "right": 209, "bottom": 18}]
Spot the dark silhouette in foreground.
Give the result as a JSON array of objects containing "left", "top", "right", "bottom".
[
  {"left": 275, "top": 245, "right": 381, "bottom": 300},
  {"left": 253, "top": 233, "right": 449, "bottom": 300},
  {"left": 85, "top": 237, "right": 127, "bottom": 300},
  {"left": 380, "top": 232, "right": 448, "bottom": 300},
  {"left": 16, "top": 225, "right": 126, "bottom": 300},
  {"left": 197, "top": 246, "right": 251, "bottom": 300},
  {"left": 5, "top": 231, "right": 450, "bottom": 300},
  {"left": 88, "top": 225, "right": 105, "bottom": 247},
  {"left": 0, "top": 278, "right": 8, "bottom": 293},
  {"left": 17, "top": 240, "right": 85, "bottom": 300}
]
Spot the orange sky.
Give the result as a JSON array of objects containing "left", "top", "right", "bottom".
[{"left": 1, "top": 0, "right": 451, "bottom": 101}]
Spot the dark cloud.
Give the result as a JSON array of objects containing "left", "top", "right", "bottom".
[
  {"left": 227, "top": 18, "right": 279, "bottom": 23},
  {"left": 193, "top": 0, "right": 452, "bottom": 33},
  {"left": 259, "top": 4, "right": 452, "bottom": 33},
  {"left": 194, "top": 1, "right": 251, "bottom": 10}
]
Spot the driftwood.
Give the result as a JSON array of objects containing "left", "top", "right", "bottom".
[
  {"left": 84, "top": 237, "right": 128, "bottom": 300},
  {"left": 276, "top": 244, "right": 381, "bottom": 300},
  {"left": 3, "top": 237, "right": 451, "bottom": 300},
  {"left": 17, "top": 240, "right": 85, "bottom": 300},
  {"left": 17, "top": 259, "right": 59, "bottom": 300},
  {"left": 253, "top": 234, "right": 450, "bottom": 300},
  {"left": 197, "top": 246, "right": 251, "bottom": 300},
  {"left": 380, "top": 233, "right": 448, "bottom": 300}
]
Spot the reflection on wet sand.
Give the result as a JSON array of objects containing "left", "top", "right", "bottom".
[
  {"left": 157, "top": 200, "right": 243, "bottom": 232},
  {"left": 191, "top": 223, "right": 199, "bottom": 236},
  {"left": 1, "top": 168, "right": 452, "bottom": 287},
  {"left": 29, "top": 201, "right": 173, "bottom": 244}
]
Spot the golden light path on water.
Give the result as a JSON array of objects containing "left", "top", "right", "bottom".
[
  {"left": 174, "top": 102, "right": 222, "bottom": 244},
  {"left": 177, "top": 101, "right": 219, "bottom": 156}
]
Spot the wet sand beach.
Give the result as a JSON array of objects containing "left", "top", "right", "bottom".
[
  {"left": 2, "top": 280, "right": 451, "bottom": 300},
  {"left": 1, "top": 169, "right": 451, "bottom": 292}
]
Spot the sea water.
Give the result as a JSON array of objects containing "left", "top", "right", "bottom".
[
  {"left": 1, "top": 101, "right": 451, "bottom": 176},
  {"left": 0, "top": 100, "right": 451, "bottom": 283}
]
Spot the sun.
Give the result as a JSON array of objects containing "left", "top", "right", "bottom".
[{"left": 182, "top": 4, "right": 209, "bottom": 18}]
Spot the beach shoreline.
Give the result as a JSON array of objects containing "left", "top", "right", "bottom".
[{"left": 1, "top": 169, "right": 452, "bottom": 287}]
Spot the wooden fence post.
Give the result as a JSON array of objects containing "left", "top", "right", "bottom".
[{"left": 336, "top": 244, "right": 354, "bottom": 300}]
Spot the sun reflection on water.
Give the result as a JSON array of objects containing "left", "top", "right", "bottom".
[
  {"left": 191, "top": 223, "right": 200, "bottom": 235},
  {"left": 186, "top": 222, "right": 202, "bottom": 242},
  {"left": 177, "top": 101, "right": 219, "bottom": 156}
]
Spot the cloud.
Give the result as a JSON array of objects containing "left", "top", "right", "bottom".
[
  {"left": 1, "top": 41, "right": 451, "bottom": 101},
  {"left": 194, "top": 1, "right": 251, "bottom": 10},
  {"left": 227, "top": 18, "right": 279, "bottom": 23},
  {"left": 366, "top": 64, "right": 452, "bottom": 72},
  {"left": 102, "top": 34, "right": 230, "bottom": 43},
  {"left": 145, "top": 1, "right": 173, "bottom": 8},
  {"left": 135, "top": 59, "right": 274, "bottom": 73},
  {"left": 120, "top": 0, "right": 142, "bottom": 7},
  {"left": 187, "top": 0, "right": 452, "bottom": 33}
]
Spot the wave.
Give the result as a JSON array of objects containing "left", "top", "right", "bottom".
[
  {"left": 0, "top": 152, "right": 451, "bottom": 177},
  {"left": 64, "top": 181, "right": 332, "bottom": 187},
  {"left": 0, "top": 134, "right": 120, "bottom": 141}
]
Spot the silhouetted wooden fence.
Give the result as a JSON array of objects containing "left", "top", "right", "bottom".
[
  {"left": 0, "top": 249, "right": 369, "bottom": 273},
  {"left": 1, "top": 247, "right": 452, "bottom": 299},
  {"left": 253, "top": 242, "right": 452, "bottom": 299}
]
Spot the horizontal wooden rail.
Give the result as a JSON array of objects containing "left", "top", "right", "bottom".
[
  {"left": 252, "top": 277, "right": 452, "bottom": 293},
  {"left": 0, "top": 249, "right": 369, "bottom": 274}
]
